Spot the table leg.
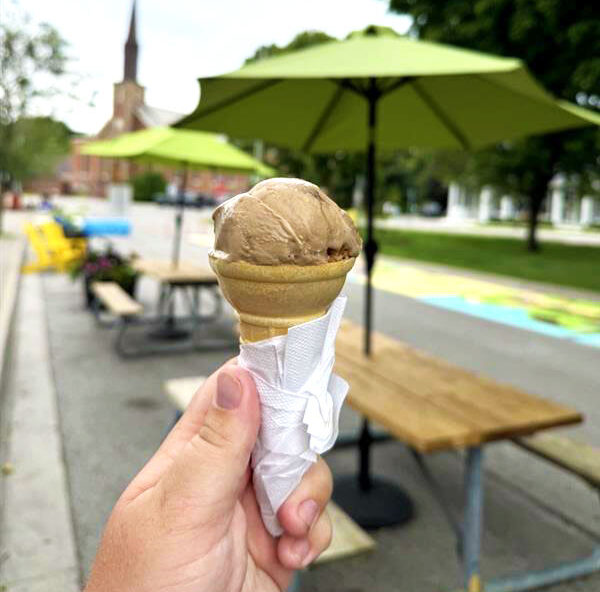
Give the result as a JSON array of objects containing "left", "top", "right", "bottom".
[
  {"left": 157, "top": 283, "right": 168, "bottom": 316},
  {"left": 410, "top": 449, "right": 463, "bottom": 554},
  {"left": 150, "top": 284, "right": 191, "bottom": 341},
  {"left": 180, "top": 287, "right": 198, "bottom": 323},
  {"left": 193, "top": 286, "right": 201, "bottom": 319},
  {"left": 464, "top": 447, "right": 484, "bottom": 592},
  {"left": 193, "top": 286, "right": 222, "bottom": 322},
  {"left": 213, "top": 286, "right": 223, "bottom": 318},
  {"left": 166, "top": 284, "right": 176, "bottom": 324}
]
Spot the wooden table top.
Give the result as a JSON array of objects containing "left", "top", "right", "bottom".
[
  {"left": 335, "top": 321, "right": 583, "bottom": 453},
  {"left": 133, "top": 259, "right": 217, "bottom": 285}
]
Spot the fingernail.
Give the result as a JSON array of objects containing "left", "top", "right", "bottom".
[
  {"left": 216, "top": 372, "right": 242, "bottom": 410},
  {"left": 291, "top": 538, "right": 310, "bottom": 564},
  {"left": 298, "top": 499, "right": 319, "bottom": 530}
]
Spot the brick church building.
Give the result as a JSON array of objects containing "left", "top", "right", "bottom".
[{"left": 64, "top": 2, "right": 248, "bottom": 198}]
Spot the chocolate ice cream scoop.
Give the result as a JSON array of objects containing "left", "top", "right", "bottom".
[
  {"left": 209, "top": 178, "right": 359, "bottom": 343},
  {"left": 212, "top": 178, "right": 361, "bottom": 266}
]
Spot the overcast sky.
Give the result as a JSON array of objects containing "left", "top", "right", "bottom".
[{"left": 15, "top": 0, "right": 411, "bottom": 134}]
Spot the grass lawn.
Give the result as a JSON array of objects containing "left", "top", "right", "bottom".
[{"left": 375, "top": 229, "right": 600, "bottom": 294}]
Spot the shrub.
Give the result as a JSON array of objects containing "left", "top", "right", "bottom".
[{"left": 132, "top": 171, "right": 166, "bottom": 202}]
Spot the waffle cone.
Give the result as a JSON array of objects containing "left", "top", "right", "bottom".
[{"left": 209, "top": 255, "right": 356, "bottom": 343}]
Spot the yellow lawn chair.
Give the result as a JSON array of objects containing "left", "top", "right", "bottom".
[
  {"left": 22, "top": 222, "right": 84, "bottom": 273},
  {"left": 22, "top": 223, "right": 54, "bottom": 273},
  {"left": 39, "top": 221, "right": 87, "bottom": 257}
]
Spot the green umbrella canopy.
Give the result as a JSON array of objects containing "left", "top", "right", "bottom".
[
  {"left": 176, "top": 26, "right": 600, "bottom": 363},
  {"left": 176, "top": 26, "right": 600, "bottom": 152},
  {"left": 82, "top": 126, "right": 274, "bottom": 176}
]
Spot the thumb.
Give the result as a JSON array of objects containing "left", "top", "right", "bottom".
[{"left": 158, "top": 366, "right": 260, "bottom": 531}]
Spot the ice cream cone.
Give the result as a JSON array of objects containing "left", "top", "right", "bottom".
[{"left": 209, "top": 255, "right": 355, "bottom": 343}]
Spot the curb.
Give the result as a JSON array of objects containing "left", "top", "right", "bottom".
[
  {"left": 0, "top": 237, "right": 25, "bottom": 585},
  {"left": 0, "top": 237, "right": 25, "bottom": 390}
]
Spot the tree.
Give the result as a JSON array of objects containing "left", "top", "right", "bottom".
[
  {"left": 245, "top": 31, "right": 336, "bottom": 65},
  {"left": 0, "top": 14, "right": 69, "bottom": 229},
  {"left": 132, "top": 171, "right": 167, "bottom": 202},
  {"left": 6, "top": 116, "right": 72, "bottom": 182},
  {"left": 389, "top": 0, "right": 600, "bottom": 250}
]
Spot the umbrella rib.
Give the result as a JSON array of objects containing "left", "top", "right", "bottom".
[
  {"left": 411, "top": 81, "right": 471, "bottom": 150},
  {"left": 339, "top": 78, "right": 368, "bottom": 98},
  {"left": 339, "top": 77, "right": 414, "bottom": 99},
  {"left": 180, "top": 79, "right": 282, "bottom": 122},
  {"left": 380, "top": 76, "right": 414, "bottom": 97},
  {"left": 302, "top": 85, "right": 346, "bottom": 152}
]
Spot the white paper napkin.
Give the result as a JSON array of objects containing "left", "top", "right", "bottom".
[{"left": 239, "top": 295, "right": 348, "bottom": 536}]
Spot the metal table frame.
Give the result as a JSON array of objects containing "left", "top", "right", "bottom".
[
  {"left": 155, "top": 280, "right": 223, "bottom": 328},
  {"left": 331, "top": 416, "right": 600, "bottom": 592},
  {"left": 411, "top": 446, "right": 600, "bottom": 592}
]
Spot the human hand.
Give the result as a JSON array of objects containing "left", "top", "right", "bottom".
[{"left": 84, "top": 360, "right": 333, "bottom": 592}]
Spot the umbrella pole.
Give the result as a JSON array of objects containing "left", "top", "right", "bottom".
[
  {"left": 172, "top": 164, "right": 188, "bottom": 268},
  {"left": 364, "top": 82, "right": 377, "bottom": 358},
  {"left": 150, "top": 163, "right": 191, "bottom": 341},
  {"left": 358, "top": 84, "right": 378, "bottom": 491},
  {"left": 333, "top": 80, "right": 414, "bottom": 529}
]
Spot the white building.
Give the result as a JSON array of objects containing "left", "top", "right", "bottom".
[{"left": 446, "top": 175, "right": 599, "bottom": 227}]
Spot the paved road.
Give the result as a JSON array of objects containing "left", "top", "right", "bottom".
[{"left": 6, "top": 201, "right": 600, "bottom": 591}]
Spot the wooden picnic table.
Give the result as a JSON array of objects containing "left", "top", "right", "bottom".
[
  {"left": 133, "top": 258, "right": 218, "bottom": 285},
  {"left": 335, "top": 320, "right": 581, "bottom": 453},
  {"left": 333, "top": 319, "right": 583, "bottom": 592},
  {"left": 133, "top": 258, "right": 222, "bottom": 341}
]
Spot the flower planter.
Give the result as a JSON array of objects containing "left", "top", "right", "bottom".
[{"left": 72, "top": 247, "right": 139, "bottom": 311}]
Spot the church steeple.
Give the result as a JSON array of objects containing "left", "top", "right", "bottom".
[{"left": 123, "top": 1, "right": 138, "bottom": 82}]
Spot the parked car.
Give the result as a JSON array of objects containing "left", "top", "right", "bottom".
[
  {"left": 154, "top": 192, "right": 216, "bottom": 208},
  {"left": 192, "top": 193, "right": 218, "bottom": 208}
]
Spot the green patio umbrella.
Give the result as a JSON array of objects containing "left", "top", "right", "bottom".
[
  {"left": 82, "top": 126, "right": 274, "bottom": 265},
  {"left": 176, "top": 26, "right": 600, "bottom": 355},
  {"left": 83, "top": 126, "right": 274, "bottom": 175},
  {"left": 175, "top": 26, "right": 600, "bottom": 528}
]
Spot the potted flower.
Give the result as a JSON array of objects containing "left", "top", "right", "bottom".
[{"left": 70, "top": 247, "right": 139, "bottom": 308}]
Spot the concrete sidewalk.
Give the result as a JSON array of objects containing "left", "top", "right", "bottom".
[{"left": 0, "top": 274, "right": 79, "bottom": 592}]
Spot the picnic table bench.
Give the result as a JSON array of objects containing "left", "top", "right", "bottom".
[
  {"left": 91, "top": 281, "right": 144, "bottom": 356},
  {"left": 91, "top": 281, "right": 143, "bottom": 318},
  {"left": 516, "top": 433, "right": 600, "bottom": 490},
  {"left": 333, "top": 319, "right": 599, "bottom": 592}
]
